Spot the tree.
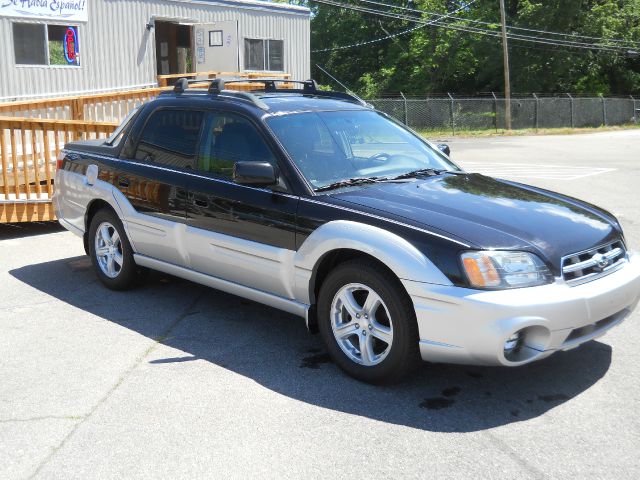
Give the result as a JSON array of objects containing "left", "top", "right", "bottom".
[{"left": 308, "top": 0, "right": 640, "bottom": 96}]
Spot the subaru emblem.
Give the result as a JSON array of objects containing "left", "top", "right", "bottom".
[{"left": 592, "top": 253, "right": 610, "bottom": 271}]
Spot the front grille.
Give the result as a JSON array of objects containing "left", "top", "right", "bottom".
[{"left": 561, "top": 239, "right": 627, "bottom": 285}]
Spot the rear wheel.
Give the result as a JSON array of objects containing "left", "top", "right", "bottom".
[
  {"left": 88, "top": 209, "right": 139, "bottom": 290},
  {"left": 317, "top": 260, "right": 420, "bottom": 383}
]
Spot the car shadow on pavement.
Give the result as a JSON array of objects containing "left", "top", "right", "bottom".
[
  {"left": 10, "top": 255, "right": 613, "bottom": 433},
  {"left": 0, "top": 221, "right": 65, "bottom": 240}
]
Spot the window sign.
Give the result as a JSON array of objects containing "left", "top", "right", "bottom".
[
  {"left": 0, "top": 0, "right": 89, "bottom": 22},
  {"left": 63, "top": 26, "right": 79, "bottom": 65}
]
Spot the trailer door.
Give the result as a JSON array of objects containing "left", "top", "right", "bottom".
[{"left": 192, "top": 21, "right": 239, "bottom": 74}]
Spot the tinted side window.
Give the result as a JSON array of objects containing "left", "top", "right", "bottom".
[
  {"left": 197, "top": 112, "right": 277, "bottom": 179},
  {"left": 134, "top": 109, "right": 204, "bottom": 169}
]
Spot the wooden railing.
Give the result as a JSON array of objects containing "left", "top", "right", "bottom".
[
  {"left": 0, "top": 87, "right": 166, "bottom": 123},
  {"left": 0, "top": 116, "right": 117, "bottom": 223},
  {"left": 156, "top": 71, "right": 291, "bottom": 87},
  {"left": 0, "top": 72, "right": 293, "bottom": 123},
  {"left": 0, "top": 70, "right": 291, "bottom": 223}
]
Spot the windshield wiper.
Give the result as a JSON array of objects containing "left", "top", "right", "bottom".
[
  {"left": 391, "top": 168, "right": 460, "bottom": 180},
  {"left": 314, "top": 176, "right": 382, "bottom": 192}
]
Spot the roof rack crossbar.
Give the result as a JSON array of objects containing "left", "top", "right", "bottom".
[
  {"left": 173, "top": 77, "right": 189, "bottom": 93},
  {"left": 217, "top": 78, "right": 366, "bottom": 106},
  {"left": 166, "top": 77, "right": 368, "bottom": 108},
  {"left": 208, "top": 78, "right": 225, "bottom": 94}
]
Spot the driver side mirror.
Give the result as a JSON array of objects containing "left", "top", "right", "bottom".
[
  {"left": 437, "top": 144, "right": 451, "bottom": 156},
  {"left": 233, "top": 161, "right": 278, "bottom": 186}
]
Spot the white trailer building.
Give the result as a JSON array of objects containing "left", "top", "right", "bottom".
[{"left": 0, "top": 0, "right": 310, "bottom": 101}]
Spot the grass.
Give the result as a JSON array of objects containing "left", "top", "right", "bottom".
[{"left": 415, "top": 123, "right": 640, "bottom": 139}]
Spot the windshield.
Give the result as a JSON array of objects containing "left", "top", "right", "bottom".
[{"left": 267, "top": 110, "right": 460, "bottom": 190}]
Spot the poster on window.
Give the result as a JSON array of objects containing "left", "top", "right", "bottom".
[{"left": 0, "top": 0, "right": 89, "bottom": 22}]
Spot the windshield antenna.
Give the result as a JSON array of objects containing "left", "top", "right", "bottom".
[{"left": 315, "top": 64, "right": 368, "bottom": 106}]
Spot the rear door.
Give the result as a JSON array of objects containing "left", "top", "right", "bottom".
[
  {"left": 114, "top": 107, "right": 205, "bottom": 266},
  {"left": 184, "top": 110, "right": 298, "bottom": 298},
  {"left": 193, "top": 21, "right": 239, "bottom": 74}
]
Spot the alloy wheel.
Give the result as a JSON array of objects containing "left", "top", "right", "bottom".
[
  {"left": 94, "top": 221, "right": 124, "bottom": 279},
  {"left": 330, "top": 283, "right": 394, "bottom": 366}
]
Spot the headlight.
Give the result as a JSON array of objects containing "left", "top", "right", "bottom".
[{"left": 460, "top": 251, "right": 552, "bottom": 289}]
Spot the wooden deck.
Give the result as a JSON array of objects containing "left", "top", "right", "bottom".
[{"left": 0, "top": 71, "right": 288, "bottom": 223}]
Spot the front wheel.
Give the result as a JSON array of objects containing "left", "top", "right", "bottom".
[
  {"left": 88, "top": 209, "right": 139, "bottom": 290},
  {"left": 317, "top": 260, "right": 420, "bottom": 384}
]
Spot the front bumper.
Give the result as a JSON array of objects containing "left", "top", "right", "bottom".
[{"left": 402, "top": 253, "right": 640, "bottom": 366}]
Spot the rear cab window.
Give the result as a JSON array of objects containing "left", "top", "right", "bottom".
[{"left": 133, "top": 109, "right": 205, "bottom": 170}]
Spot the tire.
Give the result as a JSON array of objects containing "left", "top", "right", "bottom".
[
  {"left": 317, "top": 259, "right": 420, "bottom": 384},
  {"left": 88, "top": 208, "right": 139, "bottom": 291}
]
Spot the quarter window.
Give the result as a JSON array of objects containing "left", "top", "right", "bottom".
[
  {"left": 244, "top": 39, "right": 284, "bottom": 71},
  {"left": 134, "top": 109, "right": 205, "bottom": 170},
  {"left": 197, "top": 112, "right": 277, "bottom": 179},
  {"left": 13, "top": 23, "right": 80, "bottom": 66}
]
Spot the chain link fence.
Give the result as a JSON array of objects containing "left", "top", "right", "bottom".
[{"left": 367, "top": 95, "right": 639, "bottom": 133}]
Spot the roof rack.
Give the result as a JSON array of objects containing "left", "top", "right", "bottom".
[
  {"left": 169, "top": 77, "right": 269, "bottom": 110},
  {"left": 213, "top": 78, "right": 368, "bottom": 107},
  {"left": 167, "top": 77, "right": 369, "bottom": 108}
]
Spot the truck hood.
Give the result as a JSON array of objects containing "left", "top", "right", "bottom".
[{"left": 328, "top": 173, "right": 621, "bottom": 267}]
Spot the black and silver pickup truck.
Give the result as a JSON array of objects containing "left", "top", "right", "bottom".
[{"left": 54, "top": 79, "right": 640, "bottom": 383}]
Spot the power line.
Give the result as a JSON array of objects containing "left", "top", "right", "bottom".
[
  {"left": 311, "top": 0, "right": 477, "bottom": 52},
  {"left": 309, "top": 0, "right": 634, "bottom": 54},
  {"left": 312, "top": 25, "right": 422, "bottom": 53},
  {"left": 351, "top": 0, "right": 640, "bottom": 47}
]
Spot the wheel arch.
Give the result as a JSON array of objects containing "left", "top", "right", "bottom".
[
  {"left": 294, "top": 220, "right": 453, "bottom": 307},
  {"left": 83, "top": 197, "right": 136, "bottom": 255},
  {"left": 310, "top": 249, "right": 399, "bottom": 305}
]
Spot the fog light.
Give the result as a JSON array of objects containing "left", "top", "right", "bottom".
[{"left": 504, "top": 331, "right": 523, "bottom": 354}]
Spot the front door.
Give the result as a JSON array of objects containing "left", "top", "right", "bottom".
[
  {"left": 184, "top": 110, "right": 298, "bottom": 298},
  {"left": 154, "top": 21, "right": 193, "bottom": 76},
  {"left": 192, "top": 21, "right": 239, "bottom": 74}
]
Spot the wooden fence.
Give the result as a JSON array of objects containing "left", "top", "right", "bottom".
[
  {"left": 0, "top": 70, "right": 290, "bottom": 223},
  {"left": 0, "top": 117, "right": 117, "bottom": 223},
  {"left": 0, "top": 87, "right": 164, "bottom": 123},
  {"left": 156, "top": 71, "right": 291, "bottom": 87},
  {"left": 0, "top": 72, "right": 292, "bottom": 122}
]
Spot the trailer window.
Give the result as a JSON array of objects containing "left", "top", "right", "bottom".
[
  {"left": 244, "top": 39, "right": 284, "bottom": 72},
  {"left": 13, "top": 23, "right": 46, "bottom": 65},
  {"left": 13, "top": 23, "right": 80, "bottom": 66}
]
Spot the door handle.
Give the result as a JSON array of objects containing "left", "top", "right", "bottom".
[
  {"left": 194, "top": 198, "right": 209, "bottom": 208},
  {"left": 118, "top": 177, "right": 130, "bottom": 188}
]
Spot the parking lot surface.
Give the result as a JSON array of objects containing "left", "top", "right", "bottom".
[{"left": 1, "top": 130, "right": 639, "bottom": 479}]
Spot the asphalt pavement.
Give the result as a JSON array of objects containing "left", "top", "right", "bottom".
[{"left": 1, "top": 130, "right": 639, "bottom": 479}]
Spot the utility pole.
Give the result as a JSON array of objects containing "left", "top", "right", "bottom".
[{"left": 499, "top": 0, "right": 512, "bottom": 130}]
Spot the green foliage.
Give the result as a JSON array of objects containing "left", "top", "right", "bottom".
[
  {"left": 310, "top": 0, "right": 640, "bottom": 96},
  {"left": 48, "top": 40, "right": 66, "bottom": 66}
]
